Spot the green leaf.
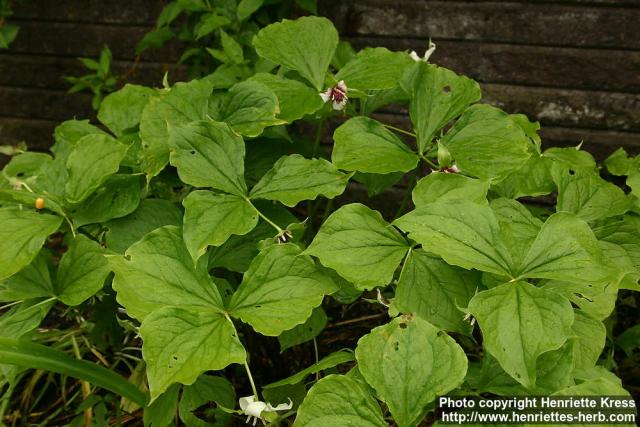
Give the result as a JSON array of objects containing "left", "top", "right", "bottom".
[
  {"left": 278, "top": 307, "right": 327, "bottom": 352},
  {"left": 336, "top": 47, "right": 412, "bottom": 91},
  {"left": 593, "top": 215, "right": 640, "bottom": 287},
  {"left": 293, "top": 375, "right": 386, "bottom": 427},
  {"left": 400, "top": 62, "right": 481, "bottom": 153},
  {"left": 98, "top": 84, "right": 157, "bottom": 136},
  {"left": 228, "top": 244, "right": 337, "bottom": 336},
  {"left": 353, "top": 171, "right": 404, "bottom": 197},
  {"left": 250, "top": 73, "right": 324, "bottom": 123},
  {"left": 306, "top": 204, "right": 410, "bottom": 289},
  {"left": 168, "top": 120, "right": 247, "bottom": 196},
  {"left": 220, "top": 30, "right": 244, "bottom": 64},
  {"left": 140, "top": 306, "right": 245, "bottom": 401},
  {"left": 179, "top": 375, "right": 235, "bottom": 427},
  {"left": 266, "top": 350, "right": 355, "bottom": 389},
  {"left": 554, "top": 168, "right": 632, "bottom": 222},
  {"left": 571, "top": 310, "right": 606, "bottom": 370},
  {"left": 250, "top": 154, "right": 351, "bottom": 207},
  {"left": 52, "top": 119, "right": 106, "bottom": 159},
  {"left": 542, "top": 280, "right": 617, "bottom": 321},
  {"left": 0, "top": 251, "right": 54, "bottom": 301},
  {"left": 136, "top": 27, "right": 173, "bottom": 55},
  {"left": 0, "top": 207, "right": 62, "bottom": 281},
  {"left": 69, "top": 174, "right": 142, "bottom": 227},
  {"left": 208, "top": 203, "right": 297, "bottom": 272},
  {"left": 516, "top": 212, "right": 611, "bottom": 284},
  {"left": 0, "top": 337, "right": 147, "bottom": 406},
  {"left": 215, "top": 81, "right": 282, "bottom": 137},
  {"left": 392, "top": 250, "right": 480, "bottom": 334},
  {"left": 491, "top": 152, "right": 554, "bottom": 199},
  {"left": 195, "top": 13, "right": 231, "bottom": 39},
  {"left": 440, "top": 104, "right": 532, "bottom": 181},
  {"left": 332, "top": 117, "right": 418, "bottom": 174},
  {"left": 139, "top": 79, "right": 213, "bottom": 178},
  {"left": 604, "top": 147, "right": 638, "bottom": 176},
  {"left": 65, "top": 134, "right": 129, "bottom": 204},
  {"left": 356, "top": 315, "right": 467, "bottom": 427},
  {"left": 109, "top": 226, "right": 224, "bottom": 320},
  {"left": 105, "top": 199, "right": 182, "bottom": 253},
  {"left": 394, "top": 200, "right": 513, "bottom": 277},
  {"left": 468, "top": 281, "right": 574, "bottom": 388},
  {"left": 144, "top": 384, "right": 180, "bottom": 427},
  {"left": 0, "top": 25, "right": 19, "bottom": 49},
  {"left": 0, "top": 299, "right": 54, "bottom": 338},
  {"left": 412, "top": 173, "right": 489, "bottom": 207},
  {"left": 253, "top": 16, "right": 338, "bottom": 90},
  {"left": 55, "top": 235, "right": 109, "bottom": 306},
  {"left": 544, "top": 146, "right": 597, "bottom": 172},
  {"left": 490, "top": 198, "right": 543, "bottom": 268},
  {"left": 182, "top": 190, "right": 258, "bottom": 260},
  {"left": 237, "top": 0, "right": 264, "bottom": 20},
  {"left": 3, "top": 152, "right": 52, "bottom": 181}
]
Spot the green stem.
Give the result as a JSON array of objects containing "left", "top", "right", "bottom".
[
  {"left": 396, "top": 247, "right": 413, "bottom": 286},
  {"left": 393, "top": 171, "right": 417, "bottom": 220},
  {"left": 420, "top": 154, "right": 438, "bottom": 169},
  {"left": 382, "top": 123, "right": 417, "bottom": 138},
  {"left": 224, "top": 313, "right": 260, "bottom": 399},
  {"left": 246, "top": 199, "right": 283, "bottom": 233},
  {"left": 312, "top": 120, "right": 326, "bottom": 157},
  {"left": 313, "top": 338, "right": 320, "bottom": 382}
]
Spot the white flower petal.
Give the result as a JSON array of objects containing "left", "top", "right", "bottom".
[
  {"left": 266, "top": 398, "right": 293, "bottom": 412},
  {"left": 319, "top": 89, "right": 331, "bottom": 102},
  {"left": 239, "top": 395, "right": 256, "bottom": 411},
  {"left": 409, "top": 50, "right": 421, "bottom": 61},
  {"left": 245, "top": 401, "right": 268, "bottom": 418},
  {"left": 423, "top": 40, "right": 436, "bottom": 62},
  {"left": 336, "top": 80, "right": 347, "bottom": 92}
]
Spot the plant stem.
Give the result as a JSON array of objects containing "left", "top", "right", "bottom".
[
  {"left": 396, "top": 247, "right": 413, "bottom": 285},
  {"left": 420, "top": 154, "right": 438, "bottom": 169},
  {"left": 224, "top": 313, "right": 260, "bottom": 399},
  {"left": 246, "top": 199, "right": 283, "bottom": 233},
  {"left": 313, "top": 338, "right": 320, "bottom": 382},
  {"left": 312, "top": 120, "right": 326, "bottom": 157},
  {"left": 382, "top": 123, "right": 417, "bottom": 138},
  {"left": 393, "top": 171, "right": 417, "bottom": 220}
]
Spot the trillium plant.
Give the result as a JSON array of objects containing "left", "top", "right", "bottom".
[{"left": 0, "top": 14, "right": 638, "bottom": 426}]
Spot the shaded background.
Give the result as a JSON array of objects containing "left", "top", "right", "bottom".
[{"left": 0, "top": 0, "right": 639, "bottom": 159}]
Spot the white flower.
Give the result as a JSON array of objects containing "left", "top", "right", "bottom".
[
  {"left": 319, "top": 80, "right": 348, "bottom": 110},
  {"left": 239, "top": 395, "right": 293, "bottom": 425},
  {"left": 409, "top": 40, "right": 436, "bottom": 62}
]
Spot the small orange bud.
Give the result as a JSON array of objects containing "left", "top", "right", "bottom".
[{"left": 35, "top": 197, "right": 45, "bottom": 210}]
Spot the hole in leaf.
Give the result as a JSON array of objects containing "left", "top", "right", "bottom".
[
  {"left": 399, "top": 322, "right": 407, "bottom": 329},
  {"left": 190, "top": 150, "right": 196, "bottom": 155},
  {"left": 443, "top": 85, "right": 451, "bottom": 93}
]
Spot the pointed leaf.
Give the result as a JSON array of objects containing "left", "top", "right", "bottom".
[
  {"left": 140, "top": 306, "right": 245, "bottom": 400},
  {"left": 332, "top": 117, "right": 418, "bottom": 174},
  {"left": 56, "top": 235, "right": 110, "bottom": 306},
  {"left": 306, "top": 204, "right": 410, "bottom": 288},
  {"left": 250, "top": 154, "right": 351, "bottom": 207},
  {"left": 392, "top": 250, "right": 480, "bottom": 334},
  {"left": 293, "top": 375, "right": 386, "bottom": 427},
  {"left": 228, "top": 244, "right": 337, "bottom": 336},
  {"left": 169, "top": 120, "right": 247, "bottom": 196},
  {"left": 356, "top": 315, "right": 467, "bottom": 427},
  {"left": 182, "top": 190, "right": 258, "bottom": 260},
  {"left": 394, "top": 200, "right": 513, "bottom": 277},
  {"left": 440, "top": 104, "right": 531, "bottom": 181},
  {"left": 98, "top": 84, "right": 157, "bottom": 136},
  {"left": 253, "top": 16, "right": 338, "bottom": 90},
  {"left": 110, "top": 226, "right": 224, "bottom": 320},
  {"left": 266, "top": 350, "right": 355, "bottom": 389},
  {"left": 0, "top": 207, "right": 62, "bottom": 281},
  {"left": 400, "top": 62, "right": 480, "bottom": 153},
  {"left": 139, "top": 79, "right": 213, "bottom": 178},
  {"left": 216, "top": 81, "right": 282, "bottom": 137},
  {"left": 250, "top": 73, "right": 324, "bottom": 123},
  {"left": 412, "top": 173, "right": 489, "bottom": 207},
  {"left": 65, "top": 134, "right": 129, "bottom": 203},
  {"left": 517, "top": 212, "right": 611, "bottom": 283},
  {"left": 336, "top": 47, "right": 412, "bottom": 91},
  {"left": 468, "top": 281, "right": 574, "bottom": 388}
]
